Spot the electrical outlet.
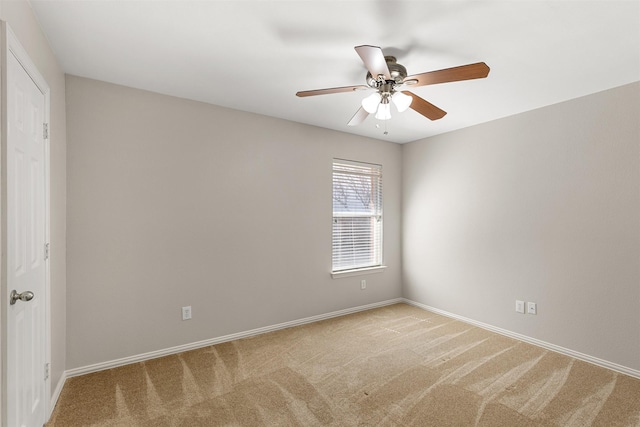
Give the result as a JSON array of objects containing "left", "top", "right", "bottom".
[
  {"left": 182, "top": 306, "right": 192, "bottom": 320},
  {"left": 527, "top": 302, "right": 537, "bottom": 315},
  {"left": 361, "top": 280, "right": 366, "bottom": 290},
  {"left": 515, "top": 300, "right": 525, "bottom": 314}
]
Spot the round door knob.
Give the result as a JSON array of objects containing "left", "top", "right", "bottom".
[{"left": 9, "top": 290, "right": 34, "bottom": 305}]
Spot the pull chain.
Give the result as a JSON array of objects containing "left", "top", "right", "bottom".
[{"left": 376, "top": 121, "right": 390, "bottom": 136}]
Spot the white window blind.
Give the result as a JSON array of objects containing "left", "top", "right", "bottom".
[{"left": 332, "top": 160, "right": 382, "bottom": 272}]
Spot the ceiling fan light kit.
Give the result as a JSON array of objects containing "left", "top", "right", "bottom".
[
  {"left": 362, "top": 92, "right": 381, "bottom": 114},
  {"left": 392, "top": 91, "right": 412, "bottom": 113},
  {"left": 296, "top": 45, "right": 490, "bottom": 128},
  {"left": 375, "top": 100, "right": 391, "bottom": 121}
]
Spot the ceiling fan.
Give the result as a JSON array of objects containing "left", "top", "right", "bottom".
[{"left": 296, "top": 45, "right": 490, "bottom": 126}]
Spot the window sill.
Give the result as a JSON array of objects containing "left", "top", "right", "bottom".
[{"left": 331, "top": 265, "right": 387, "bottom": 279}]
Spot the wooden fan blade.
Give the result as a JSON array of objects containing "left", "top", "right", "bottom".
[
  {"left": 355, "top": 45, "right": 391, "bottom": 80},
  {"left": 296, "top": 85, "right": 369, "bottom": 97},
  {"left": 347, "top": 106, "right": 370, "bottom": 126},
  {"left": 403, "top": 91, "right": 447, "bottom": 120},
  {"left": 404, "top": 62, "right": 490, "bottom": 87}
]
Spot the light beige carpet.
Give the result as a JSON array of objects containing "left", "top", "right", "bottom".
[{"left": 47, "top": 303, "right": 640, "bottom": 426}]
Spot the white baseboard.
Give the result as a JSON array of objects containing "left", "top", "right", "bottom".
[
  {"left": 402, "top": 298, "right": 640, "bottom": 380},
  {"left": 48, "top": 370, "right": 67, "bottom": 419},
  {"left": 65, "top": 298, "right": 404, "bottom": 378}
]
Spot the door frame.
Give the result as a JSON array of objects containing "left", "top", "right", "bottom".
[{"left": 0, "top": 21, "right": 52, "bottom": 427}]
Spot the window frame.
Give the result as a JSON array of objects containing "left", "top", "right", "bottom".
[{"left": 331, "top": 158, "right": 386, "bottom": 277}]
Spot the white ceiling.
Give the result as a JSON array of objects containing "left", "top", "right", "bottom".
[{"left": 31, "top": 1, "right": 640, "bottom": 144}]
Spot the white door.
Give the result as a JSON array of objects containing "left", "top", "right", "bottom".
[{"left": 6, "top": 44, "right": 48, "bottom": 427}]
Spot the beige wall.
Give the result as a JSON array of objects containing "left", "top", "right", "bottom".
[
  {"left": 403, "top": 82, "right": 640, "bottom": 371},
  {"left": 67, "top": 76, "right": 639, "bottom": 374},
  {"left": 0, "top": 0, "right": 67, "bottom": 416},
  {"left": 65, "top": 76, "right": 403, "bottom": 369}
]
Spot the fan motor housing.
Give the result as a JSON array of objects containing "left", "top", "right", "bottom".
[{"left": 366, "top": 56, "right": 407, "bottom": 88}]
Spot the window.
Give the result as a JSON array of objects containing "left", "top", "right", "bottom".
[{"left": 332, "top": 159, "right": 383, "bottom": 273}]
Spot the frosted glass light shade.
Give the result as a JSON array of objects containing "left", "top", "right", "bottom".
[
  {"left": 375, "top": 103, "right": 391, "bottom": 120},
  {"left": 361, "top": 92, "right": 381, "bottom": 114},
  {"left": 392, "top": 91, "right": 412, "bottom": 112}
]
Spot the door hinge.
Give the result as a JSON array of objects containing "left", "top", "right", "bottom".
[
  {"left": 44, "top": 242, "right": 50, "bottom": 260},
  {"left": 43, "top": 123, "right": 49, "bottom": 140},
  {"left": 44, "top": 363, "right": 50, "bottom": 381}
]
